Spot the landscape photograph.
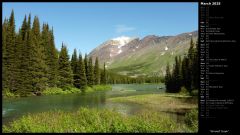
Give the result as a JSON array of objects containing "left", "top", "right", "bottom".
[{"left": 2, "top": 2, "right": 198, "bottom": 133}]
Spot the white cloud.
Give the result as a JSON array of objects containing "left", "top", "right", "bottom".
[{"left": 115, "top": 25, "right": 135, "bottom": 34}]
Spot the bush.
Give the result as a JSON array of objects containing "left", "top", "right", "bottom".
[
  {"left": 82, "top": 86, "right": 94, "bottom": 93},
  {"left": 3, "top": 88, "right": 19, "bottom": 98},
  {"left": 42, "top": 87, "right": 81, "bottom": 95},
  {"left": 179, "top": 87, "right": 189, "bottom": 95},
  {"left": 62, "top": 85, "right": 72, "bottom": 91},
  {"left": 184, "top": 109, "right": 198, "bottom": 132},
  {"left": 190, "top": 90, "right": 198, "bottom": 96}
]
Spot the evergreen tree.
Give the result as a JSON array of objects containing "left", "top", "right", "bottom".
[
  {"left": 3, "top": 11, "right": 59, "bottom": 96},
  {"left": 165, "top": 63, "right": 172, "bottom": 92},
  {"left": 181, "top": 56, "right": 191, "bottom": 90},
  {"left": 41, "top": 24, "right": 59, "bottom": 87},
  {"left": 2, "top": 18, "right": 8, "bottom": 90},
  {"left": 12, "top": 30, "right": 23, "bottom": 94},
  {"left": 192, "top": 40, "right": 199, "bottom": 90},
  {"left": 171, "top": 56, "right": 181, "bottom": 92},
  {"left": 94, "top": 57, "right": 100, "bottom": 85},
  {"left": 20, "top": 15, "right": 28, "bottom": 41},
  {"left": 165, "top": 38, "right": 198, "bottom": 93},
  {"left": 71, "top": 49, "right": 78, "bottom": 87},
  {"left": 58, "top": 44, "right": 73, "bottom": 88},
  {"left": 29, "top": 16, "right": 48, "bottom": 93},
  {"left": 19, "top": 14, "right": 35, "bottom": 96},
  {"left": 84, "top": 54, "right": 88, "bottom": 84},
  {"left": 101, "top": 62, "right": 107, "bottom": 84},
  {"left": 71, "top": 49, "right": 78, "bottom": 74},
  {"left": 87, "top": 57, "right": 94, "bottom": 86},
  {"left": 48, "top": 28, "right": 59, "bottom": 87},
  {"left": 5, "top": 10, "right": 18, "bottom": 92},
  {"left": 77, "top": 53, "right": 87, "bottom": 89},
  {"left": 187, "top": 38, "right": 195, "bottom": 91}
]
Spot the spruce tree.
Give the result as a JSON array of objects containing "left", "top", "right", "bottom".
[
  {"left": 29, "top": 16, "right": 48, "bottom": 92},
  {"left": 94, "top": 57, "right": 100, "bottom": 85},
  {"left": 165, "top": 63, "right": 171, "bottom": 92},
  {"left": 18, "top": 14, "right": 34, "bottom": 96},
  {"left": 187, "top": 38, "right": 195, "bottom": 91},
  {"left": 84, "top": 53, "right": 88, "bottom": 84},
  {"left": 5, "top": 10, "right": 16, "bottom": 92},
  {"left": 192, "top": 40, "right": 199, "bottom": 90},
  {"left": 181, "top": 56, "right": 191, "bottom": 91},
  {"left": 48, "top": 28, "right": 59, "bottom": 87},
  {"left": 58, "top": 44, "right": 73, "bottom": 88},
  {"left": 77, "top": 53, "right": 87, "bottom": 89},
  {"left": 41, "top": 24, "right": 59, "bottom": 87},
  {"left": 2, "top": 18, "right": 8, "bottom": 90},
  {"left": 13, "top": 30, "right": 25, "bottom": 95},
  {"left": 87, "top": 57, "right": 94, "bottom": 86},
  {"left": 101, "top": 62, "right": 107, "bottom": 85},
  {"left": 172, "top": 56, "right": 181, "bottom": 92},
  {"left": 71, "top": 49, "right": 78, "bottom": 87}
]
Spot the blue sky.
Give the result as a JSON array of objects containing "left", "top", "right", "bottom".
[{"left": 2, "top": 2, "right": 198, "bottom": 55}]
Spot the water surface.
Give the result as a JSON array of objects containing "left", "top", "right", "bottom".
[{"left": 3, "top": 84, "right": 174, "bottom": 125}]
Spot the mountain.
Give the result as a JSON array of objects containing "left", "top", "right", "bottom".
[{"left": 89, "top": 31, "right": 198, "bottom": 77}]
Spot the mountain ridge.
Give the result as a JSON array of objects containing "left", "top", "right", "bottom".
[{"left": 89, "top": 30, "right": 198, "bottom": 77}]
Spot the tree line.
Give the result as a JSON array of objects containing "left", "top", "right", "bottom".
[
  {"left": 2, "top": 10, "right": 108, "bottom": 96},
  {"left": 165, "top": 38, "right": 198, "bottom": 93}
]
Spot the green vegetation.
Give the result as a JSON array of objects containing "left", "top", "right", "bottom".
[
  {"left": 3, "top": 88, "right": 20, "bottom": 98},
  {"left": 82, "top": 85, "right": 112, "bottom": 93},
  {"left": 165, "top": 38, "right": 198, "bottom": 93},
  {"left": 108, "top": 93, "right": 198, "bottom": 132},
  {"left": 2, "top": 107, "right": 196, "bottom": 133},
  {"left": 58, "top": 44, "right": 73, "bottom": 88},
  {"left": 92, "top": 85, "right": 112, "bottom": 91},
  {"left": 179, "top": 86, "right": 190, "bottom": 96},
  {"left": 77, "top": 53, "right": 87, "bottom": 89},
  {"left": 94, "top": 57, "right": 100, "bottom": 85},
  {"left": 42, "top": 85, "right": 112, "bottom": 95},
  {"left": 42, "top": 87, "right": 80, "bottom": 95},
  {"left": 190, "top": 89, "right": 198, "bottom": 96},
  {"left": 107, "top": 40, "right": 194, "bottom": 76},
  {"left": 108, "top": 93, "right": 197, "bottom": 113},
  {"left": 184, "top": 109, "right": 198, "bottom": 132}
]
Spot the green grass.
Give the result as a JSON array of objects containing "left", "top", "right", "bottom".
[
  {"left": 2, "top": 107, "right": 194, "bottom": 133},
  {"left": 82, "top": 85, "right": 112, "bottom": 93},
  {"left": 107, "top": 37, "right": 198, "bottom": 76},
  {"left": 92, "top": 85, "right": 112, "bottom": 91},
  {"left": 108, "top": 93, "right": 197, "bottom": 113},
  {"left": 42, "top": 87, "right": 80, "bottom": 95},
  {"left": 184, "top": 109, "right": 198, "bottom": 132},
  {"left": 39, "top": 85, "right": 112, "bottom": 95}
]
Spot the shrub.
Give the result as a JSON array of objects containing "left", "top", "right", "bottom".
[
  {"left": 179, "top": 87, "right": 189, "bottom": 95},
  {"left": 82, "top": 86, "right": 94, "bottom": 93},
  {"left": 3, "top": 88, "right": 19, "bottom": 98},
  {"left": 62, "top": 85, "right": 72, "bottom": 91},
  {"left": 184, "top": 109, "right": 198, "bottom": 132},
  {"left": 42, "top": 87, "right": 80, "bottom": 95},
  {"left": 190, "top": 90, "right": 198, "bottom": 96}
]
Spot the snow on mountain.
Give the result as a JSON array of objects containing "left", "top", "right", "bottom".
[{"left": 112, "top": 36, "right": 135, "bottom": 48}]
